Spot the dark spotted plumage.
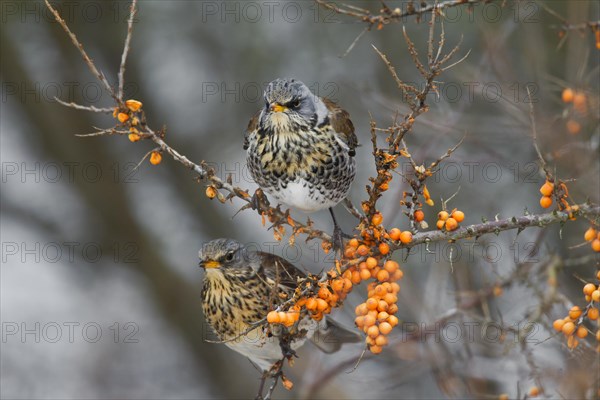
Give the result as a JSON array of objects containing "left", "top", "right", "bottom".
[
  {"left": 198, "top": 238, "right": 360, "bottom": 371},
  {"left": 244, "top": 78, "right": 357, "bottom": 213}
]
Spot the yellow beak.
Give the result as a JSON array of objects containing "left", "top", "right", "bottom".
[
  {"left": 203, "top": 260, "right": 221, "bottom": 269},
  {"left": 270, "top": 103, "right": 287, "bottom": 113}
]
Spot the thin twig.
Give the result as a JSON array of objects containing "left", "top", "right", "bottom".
[{"left": 118, "top": 0, "right": 137, "bottom": 100}]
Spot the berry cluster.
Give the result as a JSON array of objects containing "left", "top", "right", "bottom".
[
  {"left": 584, "top": 226, "right": 600, "bottom": 252},
  {"left": 113, "top": 99, "right": 163, "bottom": 166},
  {"left": 561, "top": 88, "right": 588, "bottom": 135},
  {"left": 552, "top": 271, "right": 600, "bottom": 350},
  {"left": 436, "top": 209, "right": 465, "bottom": 231},
  {"left": 538, "top": 178, "right": 575, "bottom": 216}
]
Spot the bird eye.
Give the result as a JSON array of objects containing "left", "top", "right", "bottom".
[
  {"left": 289, "top": 99, "right": 301, "bottom": 108},
  {"left": 225, "top": 252, "right": 234, "bottom": 262}
]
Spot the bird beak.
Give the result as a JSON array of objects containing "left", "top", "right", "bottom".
[
  {"left": 270, "top": 103, "right": 287, "bottom": 113},
  {"left": 199, "top": 260, "right": 221, "bottom": 269}
]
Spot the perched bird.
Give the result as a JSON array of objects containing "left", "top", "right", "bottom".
[
  {"left": 198, "top": 238, "right": 360, "bottom": 372},
  {"left": 244, "top": 78, "right": 358, "bottom": 245}
]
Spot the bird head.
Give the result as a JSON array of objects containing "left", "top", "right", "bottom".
[
  {"left": 198, "top": 238, "right": 244, "bottom": 270},
  {"left": 259, "top": 78, "right": 328, "bottom": 134}
]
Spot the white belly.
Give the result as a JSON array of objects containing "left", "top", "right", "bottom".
[
  {"left": 225, "top": 317, "right": 319, "bottom": 371},
  {"left": 271, "top": 180, "right": 337, "bottom": 212}
]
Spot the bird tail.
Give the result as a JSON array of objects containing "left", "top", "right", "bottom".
[{"left": 310, "top": 317, "right": 362, "bottom": 353}]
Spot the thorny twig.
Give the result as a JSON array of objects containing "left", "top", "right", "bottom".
[{"left": 315, "top": 0, "right": 498, "bottom": 29}]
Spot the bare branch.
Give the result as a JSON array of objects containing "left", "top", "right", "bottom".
[{"left": 118, "top": 0, "right": 138, "bottom": 100}]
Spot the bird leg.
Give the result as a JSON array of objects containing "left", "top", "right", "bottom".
[{"left": 329, "top": 208, "right": 352, "bottom": 254}]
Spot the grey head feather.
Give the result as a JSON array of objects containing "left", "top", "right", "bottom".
[{"left": 261, "top": 78, "right": 329, "bottom": 130}]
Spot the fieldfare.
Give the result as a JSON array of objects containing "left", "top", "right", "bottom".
[
  {"left": 198, "top": 238, "right": 360, "bottom": 372},
  {"left": 244, "top": 78, "right": 358, "bottom": 247}
]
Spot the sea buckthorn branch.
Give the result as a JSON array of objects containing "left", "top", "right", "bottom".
[
  {"left": 43, "top": 0, "right": 333, "bottom": 246},
  {"left": 315, "top": 0, "right": 497, "bottom": 30},
  {"left": 364, "top": 13, "right": 467, "bottom": 224},
  {"left": 389, "top": 204, "right": 600, "bottom": 251}
]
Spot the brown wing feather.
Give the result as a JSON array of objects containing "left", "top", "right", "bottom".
[
  {"left": 257, "top": 252, "right": 306, "bottom": 293},
  {"left": 243, "top": 110, "right": 261, "bottom": 150},
  {"left": 322, "top": 97, "right": 358, "bottom": 156}
]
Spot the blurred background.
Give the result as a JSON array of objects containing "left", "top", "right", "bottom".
[{"left": 2, "top": 0, "right": 599, "bottom": 399}]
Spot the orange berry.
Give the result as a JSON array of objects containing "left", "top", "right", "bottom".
[
  {"left": 499, "top": 394, "right": 509, "bottom": 400},
  {"left": 375, "top": 334, "right": 388, "bottom": 346},
  {"left": 597, "top": 271, "right": 600, "bottom": 280},
  {"left": 584, "top": 227, "right": 597, "bottom": 242},
  {"left": 343, "top": 247, "right": 355, "bottom": 258},
  {"left": 150, "top": 151, "right": 162, "bottom": 165},
  {"left": 205, "top": 186, "right": 217, "bottom": 199},
  {"left": 374, "top": 285, "right": 386, "bottom": 297},
  {"left": 451, "top": 210, "right": 465, "bottom": 222},
  {"left": 378, "top": 242, "right": 390, "bottom": 255},
  {"left": 305, "top": 297, "right": 317, "bottom": 311},
  {"left": 573, "top": 92, "right": 586, "bottom": 111},
  {"left": 552, "top": 319, "right": 565, "bottom": 332},
  {"left": 128, "top": 133, "right": 141, "bottom": 142},
  {"left": 438, "top": 211, "right": 449, "bottom": 221},
  {"left": 377, "top": 311, "right": 390, "bottom": 322},
  {"left": 588, "top": 308, "right": 599, "bottom": 320},
  {"left": 445, "top": 218, "right": 458, "bottom": 231},
  {"left": 387, "top": 303, "right": 398, "bottom": 314},
  {"left": 399, "top": 231, "right": 413, "bottom": 244},
  {"left": 391, "top": 269, "right": 403, "bottom": 281},
  {"left": 366, "top": 257, "right": 378, "bottom": 269},
  {"left": 436, "top": 220, "right": 445, "bottom": 230},
  {"left": 342, "top": 277, "right": 353, "bottom": 292},
  {"left": 355, "top": 303, "right": 368, "bottom": 316},
  {"left": 389, "top": 228, "right": 401, "bottom": 241},
  {"left": 312, "top": 312, "right": 324, "bottom": 321},
  {"left": 379, "top": 321, "right": 393, "bottom": 335},
  {"left": 539, "top": 181, "right": 554, "bottom": 197},
  {"left": 568, "top": 306, "right": 582, "bottom": 320},
  {"left": 383, "top": 293, "right": 397, "bottom": 305},
  {"left": 316, "top": 298, "right": 329, "bottom": 312},
  {"left": 372, "top": 213, "right": 383, "bottom": 226},
  {"left": 331, "top": 279, "right": 344, "bottom": 293},
  {"left": 318, "top": 287, "right": 331, "bottom": 300},
  {"left": 390, "top": 282, "right": 401, "bottom": 293},
  {"left": 387, "top": 315, "right": 399, "bottom": 327},
  {"left": 561, "top": 88, "right": 574, "bottom": 103},
  {"left": 355, "top": 316, "right": 365, "bottom": 328},
  {"left": 584, "top": 283, "right": 597, "bottom": 296},
  {"left": 529, "top": 386, "right": 540, "bottom": 397},
  {"left": 414, "top": 209, "right": 425, "bottom": 222},
  {"left": 562, "top": 321, "right": 576, "bottom": 336},
  {"left": 356, "top": 245, "right": 369, "bottom": 256},
  {"left": 566, "top": 119, "right": 581, "bottom": 135},
  {"left": 369, "top": 344, "right": 383, "bottom": 354},
  {"left": 350, "top": 271, "right": 361, "bottom": 285},
  {"left": 592, "top": 239, "right": 600, "bottom": 252},
  {"left": 359, "top": 268, "right": 371, "bottom": 281},
  {"left": 592, "top": 290, "right": 600, "bottom": 302},
  {"left": 267, "top": 311, "right": 280, "bottom": 323},
  {"left": 366, "top": 298, "right": 378, "bottom": 310},
  {"left": 125, "top": 99, "right": 143, "bottom": 112},
  {"left": 363, "top": 314, "right": 376, "bottom": 327},
  {"left": 377, "top": 300, "right": 389, "bottom": 312},
  {"left": 376, "top": 269, "right": 390, "bottom": 282},
  {"left": 539, "top": 196, "right": 552, "bottom": 208},
  {"left": 348, "top": 238, "right": 359, "bottom": 249},
  {"left": 384, "top": 260, "right": 399, "bottom": 273},
  {"left": 576, "top": 326, "right": 588, "bottom": 338},
  {"left": 117, "top": 112, "right": 129, "bottom": 123},
  {"left": 367, "top": 325, "right": 380, "bottom": 338}
]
